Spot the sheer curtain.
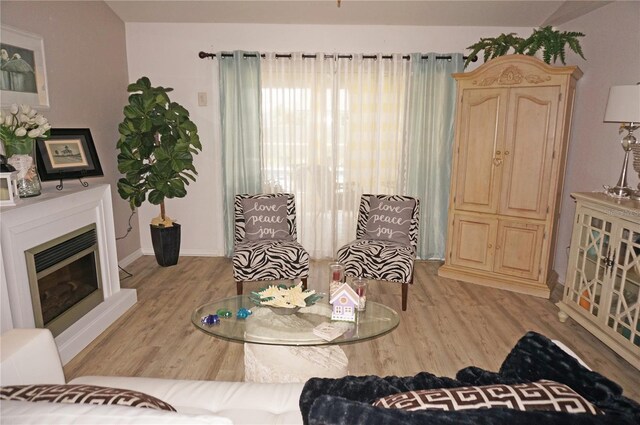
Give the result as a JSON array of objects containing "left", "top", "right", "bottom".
[
  {"left": 260, "top": 53, "right": 410, "bottom": 258},
  {"left": 218, "top": 51, "right": 263, "bottom": 256},
  {"left": 404, "top": 53, "right": 464, "bottom": 259}
]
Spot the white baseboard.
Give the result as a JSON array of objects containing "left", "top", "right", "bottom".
[
  {"left": 56, "top": 289, "right": 137, "bottom": 365},
  {"left": 179, "top": 249, "right": 224, "bottom": 256},
  {"left": 118, "top": 249, "right": 143, "bottom": 268},
  {"left": 140, "top": 248, "right": 223, "bottom": 257}
]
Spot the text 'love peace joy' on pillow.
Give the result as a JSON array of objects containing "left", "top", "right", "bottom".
[
  {"left": 364, "top": 196, "right": 415, "bottom": 245},
  {"left": 0, "top": 384, "right": 176, "bottom": 412},
  {"left": 242, "top": 196, "right": 292, "bottom": 241},
  {"left": 372, "top": 380, "right": 602, "bottom": 414}
]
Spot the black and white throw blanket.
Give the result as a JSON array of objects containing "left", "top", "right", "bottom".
[{"left": 299, "top": 332, "right": 640, "bottom": 425}]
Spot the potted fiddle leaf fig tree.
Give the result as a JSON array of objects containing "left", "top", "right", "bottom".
[{"left": 116, "top": 77, "right": 202, "bottom": 267}]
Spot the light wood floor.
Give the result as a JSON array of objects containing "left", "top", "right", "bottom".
[{"left": 64, "top": 256, "right": 640, "bottom": 401}]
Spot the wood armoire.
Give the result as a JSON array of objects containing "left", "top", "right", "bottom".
[{"left": 438, "top": 55, "right": 582, "bottom": 298}]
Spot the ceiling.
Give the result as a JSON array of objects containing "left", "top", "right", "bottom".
[{"left": 105, "top": 0, "right": 612, "bottom": 27}]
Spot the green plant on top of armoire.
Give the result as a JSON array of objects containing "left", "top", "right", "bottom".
[
  {"left": 116, "top": 76, "right": 201, "bottom": 266},
  {"left": 465, "top": 26, "right": 585, "bottom": 68}
]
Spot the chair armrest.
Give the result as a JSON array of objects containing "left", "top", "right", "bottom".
[{"left": 1, "top": 328, "right": 66, "bottom": 385}]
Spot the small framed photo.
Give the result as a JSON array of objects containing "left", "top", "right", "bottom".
[
  {"left": 1, "top": 25, "right": 49, "bottom": 109},
  {"left": 36, "top": 128, "right": 103, "bottom": 181}
]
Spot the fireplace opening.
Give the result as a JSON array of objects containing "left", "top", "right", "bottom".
[{"left": 25, "top": 224, "right": 104, "bottom": 337}]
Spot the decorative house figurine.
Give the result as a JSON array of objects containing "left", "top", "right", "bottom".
[{"left": 329, "top": 282, "right": 358, "bottom": 322}]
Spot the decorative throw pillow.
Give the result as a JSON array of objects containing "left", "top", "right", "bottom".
[
  {"left": 372, "top": 380, "right": 602, "bottom": 414},
  {"left": 0, "top": 384, "right": 176, "bottom": 412},
  {"left": 364, "top": 196, "right": 415, "bottom": 245},
  {"left": 241, "top": 196, "right": 291, "bottom": 241}
]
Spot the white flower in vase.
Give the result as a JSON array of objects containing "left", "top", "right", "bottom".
[{"left": 0, "top": 103, "right": 51, "bottom": 197}]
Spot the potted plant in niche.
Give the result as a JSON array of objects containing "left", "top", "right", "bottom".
[
  {"left": 116, "top": 77, "right": 202, "bottom": 267},
  {"left": 464, "top": 26, "right": 586, "bottom": 68}
]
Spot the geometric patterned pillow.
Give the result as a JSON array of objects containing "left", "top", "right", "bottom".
[
  {"left": 372, "top": 380, "right": 602, "bottom": 414},
  {"left": 0, "top": 384, "right": 176, "bottom": 412}
]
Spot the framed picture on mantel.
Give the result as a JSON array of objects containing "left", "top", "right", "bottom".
[
  {"left": 35, "top": 128, "right": 103, "bottom": 182},
  {"left": 1, "top": 25, "right": 49, "bottom": 109}
]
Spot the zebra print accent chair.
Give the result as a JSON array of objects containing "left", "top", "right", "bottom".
[
  {"left": 233, "top": 193, "right": 310, "bottom": 295},
  {"left": 337, "top": 194, "right": 420, "bottom": 311}
]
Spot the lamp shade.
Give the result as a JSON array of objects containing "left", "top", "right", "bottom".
[{"left": 604, "top": 84, "right": 640, "bottom": 123}]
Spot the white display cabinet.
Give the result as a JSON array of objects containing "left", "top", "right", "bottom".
[{"left": 557, "top": 192, "right": 640, "bottom": 369}]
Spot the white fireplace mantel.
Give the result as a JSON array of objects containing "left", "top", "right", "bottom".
[{"left": 0, "top": 184, "right": 137, "bottom": 363}]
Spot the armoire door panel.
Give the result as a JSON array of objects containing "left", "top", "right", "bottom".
[
  {"left": 494, "top": 220, "right": 544, "bottom": 280},
  {"left": 454, "top": 88, "right": 508, "bottom": 214},
  {"left": 450, "top": 214, "right": 497, "bottom": 271},
  {"left": 499, "top": 86, "right": 560, "bottom": 219}
]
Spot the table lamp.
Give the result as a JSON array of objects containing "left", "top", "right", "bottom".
[{"left": 603, "top": 84, "right": 640, "bottom": 199}]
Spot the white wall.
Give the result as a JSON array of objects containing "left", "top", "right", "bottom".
[
  {"left": 2, "top": 1, "right": 138, "bottom": 262},
  {"left": 125, "top": 23, "right": 530, "bottom": 256},
  {"left": 554, "top": 2, "right": 640, "bottom": 284},
  {"left": 126, "top": 4, "right": 640, "bottom": 283}
]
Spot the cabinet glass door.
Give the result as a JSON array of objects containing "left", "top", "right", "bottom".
[
  {"left": 565, "top": 208, "right": 612, "bottom": 320},
  {"left": 608, "top": 222, "right": 640, "bottom": 349}
]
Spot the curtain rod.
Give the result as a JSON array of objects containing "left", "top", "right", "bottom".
[{"left": 198, "top": 51, "right": 476, "bottom": 62}]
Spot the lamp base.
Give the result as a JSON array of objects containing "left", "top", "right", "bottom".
[
  {"left": 604, "top": 185, "right": 632, "bottom": 198},
  {"left": 629, "top": 189, "right": 640, "bottom": 201}
]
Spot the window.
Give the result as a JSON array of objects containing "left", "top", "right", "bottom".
[{"left": 261, "top": 54, "right": 409, "bottom": 257}]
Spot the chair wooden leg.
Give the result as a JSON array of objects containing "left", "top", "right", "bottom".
[
  {"left": 301, "top": 277, "right": 308, "bottom": 291},
  {"left": 401, "top": 282, "right": 408, "bottom": 311},
  {"left": 236, "top": 281, "right": 243, "bottom": 296}
]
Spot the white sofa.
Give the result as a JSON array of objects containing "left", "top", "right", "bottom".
[{"left": 0, "top": 329, "right": 305, "bottom": 424}]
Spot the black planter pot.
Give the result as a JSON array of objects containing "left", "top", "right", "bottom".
[{"left": 150, "top": 223, "right": 181, "bottom": 267}]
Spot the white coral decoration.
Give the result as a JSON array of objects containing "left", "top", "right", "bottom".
[{"left": 258, "top": 283, "right": 316, "bottom": 308}]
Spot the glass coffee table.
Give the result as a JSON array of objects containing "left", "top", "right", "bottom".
[{"left": 192, "top": 294, "right": 399, "bottom": 382}]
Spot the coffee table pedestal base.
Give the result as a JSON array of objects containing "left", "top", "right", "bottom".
[{"left": 244, "top": 343, "right": 348, "bottom": 383}]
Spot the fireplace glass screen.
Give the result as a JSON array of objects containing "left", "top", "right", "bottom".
[
  {"left": 25, "top": 224, "right": 104, "bottom": 337},
  {"left": 39, "top": 253, "right": 99, "bottom": 325}
]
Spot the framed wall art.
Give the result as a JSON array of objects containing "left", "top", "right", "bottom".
[
  {"left": 1, "top": 25, "right": 49, "bottom": 108},
  {"left": 36, "top": 128, "right": 103, "bottom": 183}
]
